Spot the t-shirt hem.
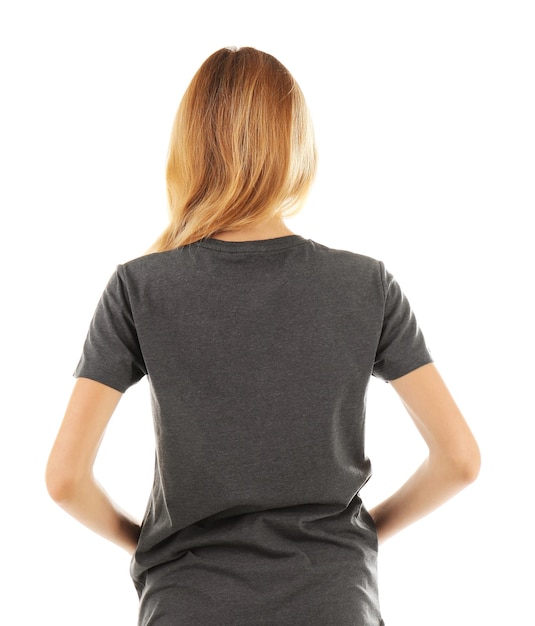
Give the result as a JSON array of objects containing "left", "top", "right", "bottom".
[
  {"left": 72, "top": 367, "right": 130, "bottom": 393},
  {"left": 380, "top": 355, "right": 434, "bottom": 383}
]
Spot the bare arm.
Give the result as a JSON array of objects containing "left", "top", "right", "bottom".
[
  {"left": 368, "top": 362, "right": 481, "bottom": 544},
  {"left": 45, "top": 377, "right": 141, "bottom": 555}
]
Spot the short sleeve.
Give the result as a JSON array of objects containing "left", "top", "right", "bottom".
[
  {"left": 372, "top": 262, "right": 433, "bottom": 382},
  {"left": 72, "top": 264, "right": 147, "bottom": 393}
]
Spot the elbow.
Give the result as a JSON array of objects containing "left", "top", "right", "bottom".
[
  {"left": 45, "top": 458, "right": 84, "bottom": 503},
  {"left": 461, "top": 436, "right": 482, "bottom": 483},
  {"left": 458, "top": 447, "right": 481, "bottom": 484},
  {"left": 432, "top": 440, "right": 482, "bottom": 485},
  {"left": 45, "top": 468, "right": 72, "bottom": 503}
]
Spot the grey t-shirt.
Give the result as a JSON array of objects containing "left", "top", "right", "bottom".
[{"left": 73, "top": 234, "right": 432, "bottom": 626}]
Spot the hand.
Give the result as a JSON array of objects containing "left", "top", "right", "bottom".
[
  {"left": 367, "top": 507, "right": 385, "bottom": 546},
  {"left": 121, "top": 520, "right": 141, "bottom": 556}
]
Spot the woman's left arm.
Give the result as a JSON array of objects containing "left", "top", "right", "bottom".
[{"left": 45, "top": 377, "right": 141, "bottom": 555}]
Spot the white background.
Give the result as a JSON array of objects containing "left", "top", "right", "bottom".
[{"left": 1, "top": 1, "right": 533, "bottom": 624}]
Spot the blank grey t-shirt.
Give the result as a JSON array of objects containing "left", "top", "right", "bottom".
[{"left": 73, "top": 234, "right": 433, "bottom": 626}]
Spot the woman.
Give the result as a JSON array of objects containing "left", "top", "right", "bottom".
[{"left": 46, "top": 47, "right": 480, "bottom": 625}]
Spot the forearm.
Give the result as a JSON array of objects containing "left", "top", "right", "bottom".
[
  {"left": 369, "top": 455, "right": 476, "bottom": 545},
  {"left": 51, "top": 475, "right": 141, "bottom": 555}
]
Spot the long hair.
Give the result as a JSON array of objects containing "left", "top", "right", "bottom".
[{"left": 144, "top": 46, "right": 317, "bottom": 253}]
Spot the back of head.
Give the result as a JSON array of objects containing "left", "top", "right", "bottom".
[{"left": 146, "top": 46, "right": 317, "bottom": 253}]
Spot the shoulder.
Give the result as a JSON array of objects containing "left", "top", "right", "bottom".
[
  {"left": 117, "top": 247, "right": 196, "bottom": 283},
  {"left": 307, "top": 239, "right": 385, "bottom": 283},
  {"left": 119, "top": 249, "right": 177, "bottom": 273}
]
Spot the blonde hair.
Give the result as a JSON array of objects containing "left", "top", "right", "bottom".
[{"left": 144, "top": 46, "right": 317, "bottom": 253}]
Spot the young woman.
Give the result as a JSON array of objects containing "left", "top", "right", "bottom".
[{"left": 46, "top": 46, "right": 481, "bottom": 625}]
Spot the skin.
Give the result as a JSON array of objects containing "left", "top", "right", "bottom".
[
  {"left": 45, "top": 219, "right": 480, "bottom": 553},
  {"left": 369, "top": 362, "right": 481, "bottom": 543},
  {"left": 45, "top": 378, "right": 141, "bottom": 555},
  {"left": 210, "top": 216, "right": 296, "bottom": 241}
]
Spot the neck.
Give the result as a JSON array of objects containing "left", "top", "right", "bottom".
[{"left": 210, "top": 218, "right": 295, "bottom": 242}]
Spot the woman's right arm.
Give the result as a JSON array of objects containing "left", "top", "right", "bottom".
[{"left": 368, "top": 362, "right": 481, "bottom": 544}]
